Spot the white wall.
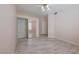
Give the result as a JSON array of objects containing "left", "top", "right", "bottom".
[
  {"left": 56, "top": 5, "right": 79, "bottom": 46},
  {"left": 48, "top": 5, "right": 79, "bottom": 46},
  {"left": 48, "top": 12, "right": 56, "bottom": 38},
  {"left": 36, "top": 18, "right": 39, "bottom": 37},
  {"left": 39, "top": 16, "right": 48, "bottom": 34},
  {"left": 0, "top": 5, "right": 16, "bottom": 53}
]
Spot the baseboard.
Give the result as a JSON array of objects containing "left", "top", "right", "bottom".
[
  {"left": 56, "top": 36, "right": 79, "bottom": 46},
  {"left": 40, "top": 33, "right": 48, "bottom": 35}
]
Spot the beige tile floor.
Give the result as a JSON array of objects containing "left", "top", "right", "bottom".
[{"left": 16, "top": 37, "right": 79, "bottom": 54}]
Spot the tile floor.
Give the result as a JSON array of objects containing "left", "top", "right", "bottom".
[{"left": 16, "top": 37, "right": 79, "bottom": 54}]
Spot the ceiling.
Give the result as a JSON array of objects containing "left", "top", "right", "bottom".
[
  {"left": 16, "top": 4, "right": 48, "bottom": 17},
  {"left": 16, "top": 4, "right": 77, "bottom": 17}
]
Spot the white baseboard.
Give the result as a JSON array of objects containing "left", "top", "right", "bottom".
[{"left": 56, "top": 36, "right": 79, "bottom": 46}]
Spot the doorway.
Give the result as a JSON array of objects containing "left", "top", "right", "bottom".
[
  {"left": 28, "top": 19, "right": 37, "bottom": 38},
  {"left": 16, "top": 17, "right": 28, "bottom": 39}
]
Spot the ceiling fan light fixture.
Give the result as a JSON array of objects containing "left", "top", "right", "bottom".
[
  {"left": 41, "top": 6, "right": 45, "bottom": 11},
  {"left": 41, "top": 4, "right": 50, "bottom": 12},
  {"left": 46, "top": 5, "right": 50, "bottom": 11}
]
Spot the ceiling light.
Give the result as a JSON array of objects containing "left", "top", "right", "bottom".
[
  {"left": 41, "top": 6, "right": 45, "bottom": 11},
  {"left": 46, "top": 5, "right": 50, "bottom": 11},
  {"left": 41, "top": 4, "right": 50, "bottom": 12}
]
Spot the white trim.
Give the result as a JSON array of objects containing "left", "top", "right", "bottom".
[{"left": 56, "top": 36, "right": 79, "bottom": 46}]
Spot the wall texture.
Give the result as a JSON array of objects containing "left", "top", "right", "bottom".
[
  {"left": 48, "top": 5, "right": 79, "bottom": 46},
  {"left": 0, "top": 5, "right": 16, "bottom": 53}
]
